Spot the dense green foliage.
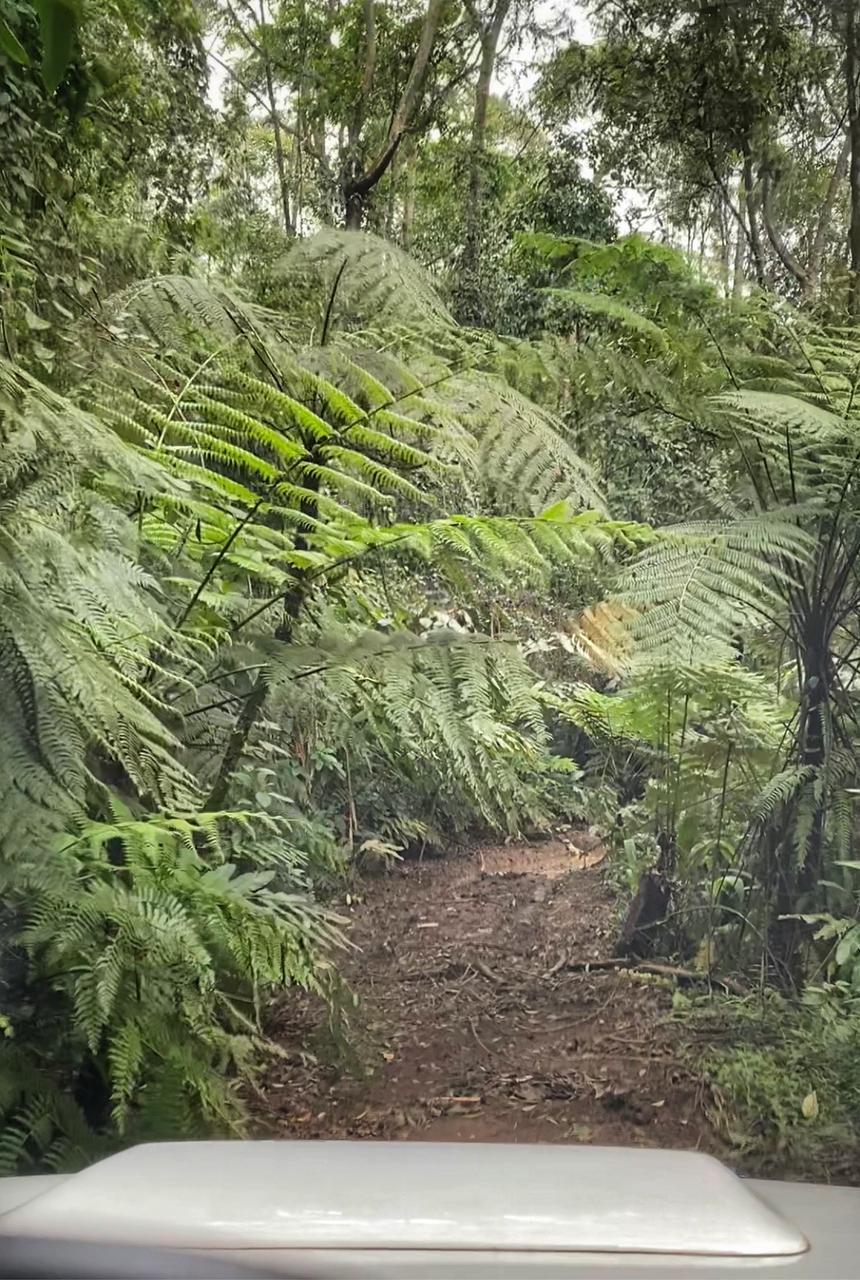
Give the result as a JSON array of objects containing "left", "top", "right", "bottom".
[{"left": 5, "top": 0, "right": 860, "bottom": 1175}]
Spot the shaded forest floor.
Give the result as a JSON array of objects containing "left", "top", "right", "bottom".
[{"left": 258, "top": 837, "right": 725, "bottom": 1156}]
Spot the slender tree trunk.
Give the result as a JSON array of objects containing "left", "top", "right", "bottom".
[
  {"left": 459, "top": 0, "right": 510, "bottom": 322},
  {"left": 204, "top": 258, "right": 350, "bottom": 807},
  {"left": 845, "top": 0, "right": 860, "bottom": 311},
  {"left": 267, "top": 76, "right": 293, "bottom": 235},
  {"left": 205, "top": 482, "right": 320, "bottom": 808},
  {"left": 761, "top": 169, "right": 809, "bottom": 289},
  {"left": 292, "top": 0, "right": 309, "bottom": 234},
  {"left": 258, "top": 0, "right": 294, "bottom": 236},
  {"left": 345, "top": 0, "right": 377, "bottom": 230},
  {"left": 313, "top": 118, "right": 337, "bottom": 222},
  {"left": 205, "top": 425, "right": 323, "bottom": 810},
  {"left": 342, "top": 0, "right": 446, "bottom": 229},
  {"left": 804, "top": 132, "right": 850, "bottom": 297},
  {"left": 715, "top": 196, "right": 731, "bottom": 293},
  {"left": 741, "top": 149, "right": 766, "bottom": 286},
  {"left": 733, "top": 179, "right": 747, "bottom": 296},
  {"left": 766, "top": 818, "right": 799, "bottom": 989},
  {"left": 204, "top": 583, "right": 305, "bottom": 811},
  {"left": 401, "top": 148, "right": 417, "bottom": 249},
  {"left": 385, "top": 150, "right": 400, "bottom": 239}
]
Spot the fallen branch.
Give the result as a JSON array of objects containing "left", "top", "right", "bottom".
[
  {"left": 561, "top": 957, "right": 747, "bottom": 998},
  {"left": 468, "top": 957, "right": 502, "bottom": 984}
]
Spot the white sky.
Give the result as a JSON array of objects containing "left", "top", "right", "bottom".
[{"left": 499, "top": 1, "right": 593, "bottom": 103}]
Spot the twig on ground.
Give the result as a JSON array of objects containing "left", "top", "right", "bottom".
[
  {"left": 468, "top": 1016, "right": 493, "bottom": 1056},
  {"left": 543, "top": 950, "right": 569, "bottom": 978},
  {"left": 561, "top": 957, "right": 747, "bottom": 997},
  {"left": 468, "top": 957, "right": 502, "bottom": 984}
]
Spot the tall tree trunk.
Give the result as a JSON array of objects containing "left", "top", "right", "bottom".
[
  {"left": 342, "top": 0, "right": 446, "bottom": 229},
  {"left": 257, "top": 0, "right": 293, "bottom": 236},
  {"left": 345, "top": 0, "right": 377, "bottom": 230},
  {"left": 385, "top": 150, "right": 400, "bottom": 239},
  {"left": 204, "top": 258, "right": 351, "bottom": 808},
  {"left": 845, "top": 0, "right": 860, "bottom": 311},
  {"left": 741, "top": 149, "right": 766, "bottom": 286},
  {"left": 266, "top": 71, "right": 293, "bottom": 236},
  {"left": 314, "top": 118, "right": 337, "bottom": 222},
  {"left": 205, "top": 472, "right": 321, "bottom": 809},
  {"left": 715, "top": 195, "right": 731, "bottom": 293},
  {"left": 768, "top": 688, "right": 827, "bottom": 989},
  {"left": 291, "top": 0, "right": 309, "bottom": 234},
  {"left": 733, "top": 179, "right": 747, "bottom": 296},
  {"left": 222, "top": 0, "right": 295, "bottom": 235},
  {"left": 804, "top": 132, "right": 850, "bottom": 297},
  {"left": 707, "top": 156, "right": 759, "bottom": 289},
  {"left": 401, "top": 148, "right": 417, "bottom": 249},
  {"left": 767, "top": 599, "right": 829, "bottom": 990},
  {"left": 459, "top": 0, "right": 510, "bottom": 323}
]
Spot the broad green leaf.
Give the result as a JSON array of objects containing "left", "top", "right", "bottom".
[
  {"left": 23, "top": 306, "right": 51, "bottom": 331},
  {"left": 32, "top": 343, "right": 55, "bottom": 364},
  {"left": 835, "top": 927, "right": 860, "bottom": 968},
  {"left": 0, "top": 16, "right": 30, "bottom": 65},
  {"left": 34, "top": 0, "right": 78, "bottom": 93},
  {"left": 539, "top": 499, "right": 572, "bottom": 522}
]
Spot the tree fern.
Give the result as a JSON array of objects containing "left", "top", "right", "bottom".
[
  {"left": 0, "top": 359, "right": 198, "bottom": 850},
  {"left": 617, "top": 515, "right": 812, "bottom": 661},
  {"left": 106, "top": 274, "right": 305, "bottom": 350},
  {"left": 0, "top": 231, "right": 671, "bottom": 1167},
  {"left": 262, "top": 228, "right": 455, "bottom": 339}
]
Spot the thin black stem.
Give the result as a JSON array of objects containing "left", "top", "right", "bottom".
[{"left": 321, "top": 258, "right": 349, "bottom": 346}]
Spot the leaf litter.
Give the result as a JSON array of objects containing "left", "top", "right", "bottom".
[{"left": 257, "top": 836, "right": 722, "bottom": 1151}]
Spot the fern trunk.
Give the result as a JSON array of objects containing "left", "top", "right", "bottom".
[
  {"left": 204, "top": 419, "right": 324, "bottom": 810},
  {"left": 204, "top": 577, "right": 306, "bottom": 811},
  {"left": 767, "top": 653, "right": 829, "bottom": 990}
]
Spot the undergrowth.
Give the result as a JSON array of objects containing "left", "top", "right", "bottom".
[{"left": 687, "top": 991, "right": 860, "bottom": 1179}]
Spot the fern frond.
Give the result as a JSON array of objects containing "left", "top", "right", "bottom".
[{"left": 619, "top": 515, "right": 812, "bottom": 662}]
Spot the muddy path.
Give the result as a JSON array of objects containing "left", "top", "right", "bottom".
[{"left": 259, "top": 837, "right": 722, "bottom": 1153}]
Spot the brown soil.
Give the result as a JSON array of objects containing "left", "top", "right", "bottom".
[{"left": 258, "top": 837, "right": 722, "bottom": 1155}]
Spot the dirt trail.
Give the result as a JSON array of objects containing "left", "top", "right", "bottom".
[{"left": 260, "top": 838, "right": 721, "bottom": 1153}]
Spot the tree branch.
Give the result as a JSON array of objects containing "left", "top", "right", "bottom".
[{"left": 344, "top": 0, "right": 447, "bottom": 223}]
